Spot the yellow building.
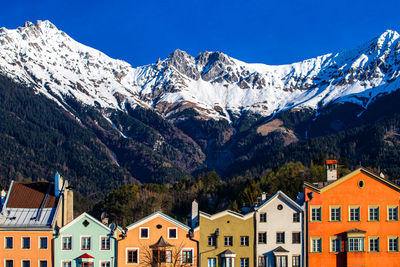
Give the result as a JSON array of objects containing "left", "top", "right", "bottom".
[{"left": 199, "top": 210, "right": 254, "bottom": 267}]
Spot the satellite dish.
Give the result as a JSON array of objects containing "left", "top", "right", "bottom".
[
  {"left": 109, "top": 223, "right": 117, "bottom": 232},
  {"left": 101, "top": 212, "right": 108, "bottom": 220}
]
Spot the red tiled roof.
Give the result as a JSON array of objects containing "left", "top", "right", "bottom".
[
  {"left": 326, "top": 160, "right": 337, "bottom": 164},
  {"left": 78, "top": 253, "right": 94, "bottom": 259},
  {"left": 6, "top": 182, "right": 58, "bottom": 209}
]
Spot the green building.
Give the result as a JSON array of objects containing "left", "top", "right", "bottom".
[
  {"left": 199, "top": 210, "right": 254, "bottom": 267},
  {"left": 54, "top": 213, "right": 116, "bottom": 267}
]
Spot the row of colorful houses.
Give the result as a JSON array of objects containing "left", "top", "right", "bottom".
[{"left": 1, "top": 162, "right": 400, "bottom": 266}]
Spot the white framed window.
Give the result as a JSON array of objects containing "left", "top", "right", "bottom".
[
  {"left": 62, "top": 236, "right": 72, "bottom": 250},
  {"left": 5, "top": 237, "right": 13, "bottom": 249},
  {"left": 39, "top": 237, "right": 48, "bottom": 249},
  {"left": 208, "top": 236, "right": 216, "bottom": 246},
  {"left": 348, "top": 237, "right": 364, "bottom": 252},
  {"left": 22, "top": 260, "right": 30, "bottom": 267},
  {"left": 39, "top": 260, "right": 47, "bottom": 267},
  {"left": 260, "top": 213, "right": 267, "bottom": 222},
  {"left": 369, "top": 237, "right": 379, "bottom": 252},
  {"left": 240, "top": 236, "right": 249, "bottom": 246},
  {"left": 22, "top": 237, "right": 30, "bottom": 249},
  {"left": 292, "top": 255, "right": 300, "bottom": 267},
  {"left": 62, "top": 261, "right": 72, "bottom": 267},
  {"left": 100, "top": 236, "right": 111, "bottom": 250},
  {"left": 368, "top": 206, "right": 379, "bottom": 221},
  {"left": 258, "top": 256, "right": 265, "bottom": 267},
  {"left": 126, "top": 247, "right": 139, "bottom": 264},
  {"left": 240, "top": 258, "right": 249, "bottom": 267},
  {"left": 388, "top": 237, "right": 399, "bottom": 252},
  {"left": 181, "top": 248, "right": 194, "bottom": 264},
  {"left": 5, "top": 260, "right": 13, "bottom": 267},
  {"left": 311, "top": 206, "right": 321, "bottom": 221},
  {"left": 208, "top": 258, "right": 216, "bottom": 267},
  {"left": 224, "top": 236, "right": 233, "bottom": 246},
  {"left": 81, "top": 236, "right": 91, "bottom": 250},
  {"left": 330, "top": 206, "right": 341, "bottom": 222},
  {"left": 275, "top": 255, "right": 287, "bottom": 267},
  {"left": 139, "top": 227, "right": 149, "bottom": 239},
  {"left": 311, "top": 237, "right": 322, "bottom": 252},
  {"left": 388, "top": 206, "right": 399, "bottom": 221},
  {"left": 168, "top": 227, "right": 177, "bottom": 239},
  {"left": 222, "top": 257, "right": 234, "bottom": 267},
  {"left": 330, "top": 237, "right": 341, "bottom": 252},
  {"left": 349, "top": 206, "right": 360, "bottom": 221},
  {"left": 100, "top": 261, "right": 110, "bottom": 267}
]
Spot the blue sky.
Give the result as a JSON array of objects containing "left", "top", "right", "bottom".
[{"left": 2, "top": 0, "right": 400, "bottom": 67}]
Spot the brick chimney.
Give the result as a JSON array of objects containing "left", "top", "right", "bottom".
[{"left": 326, "top": 160, "right": 338, "bottom": 182}]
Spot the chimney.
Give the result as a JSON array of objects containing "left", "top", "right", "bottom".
[
  {"left": 62, "top": 179, "right": 74, "bottom": 226},
  {"left": 190, "top": 200, "right": 198, "bottom": 229},
  {"left": 326, "top": 160, "right": 338, "bottom": 182},
  {"left": 261, "top": 192, "right": 267, "bottom": 202}
]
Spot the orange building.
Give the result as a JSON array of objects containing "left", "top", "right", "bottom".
[
  {"left": 117, "top": 211, "right": 199, "bottom": 267},
  {"left": 304, "top": 163, "right": 400, "bottom": 267},
  {"left": 0, "top": 173, "right": 73, "bottom": 267}
]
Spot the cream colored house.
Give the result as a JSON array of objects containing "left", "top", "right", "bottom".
[{"left": 254, "top": 191, "right": 303, "bottom": 267}]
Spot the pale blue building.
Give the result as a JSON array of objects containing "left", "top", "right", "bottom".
[{"left": 54, "top": 213, "right": 116, "bottom": 267}]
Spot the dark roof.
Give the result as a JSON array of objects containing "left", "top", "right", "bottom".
[
  {"left": 220, "top": 249, "right": 236, "bottom": 256},
  {"left": 310, "top": 180, "right": 336, "bottom": 189},
  {"left": 346, "top": 228, "right": 366, "bottom": 234},
  {"left": 149, "top": 236, "right": 174, "bottom": 248},
  {"left": 6, "top": 182, "right": 58, "bottom": 209},
  {"left": 273, "top": 246, "right": 289, "bottom": 253}
]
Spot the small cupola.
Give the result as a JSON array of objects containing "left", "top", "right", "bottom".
[{"left": 326, "top": 160, "right": 338, "bottom": 182}]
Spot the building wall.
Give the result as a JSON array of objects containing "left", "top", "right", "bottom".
[
  {"left": 305, "top": 170, "right": 400, "bottom": 267},
  {"left": 117, "top": 215, "right": 198, "bottom": 267},
  {"left": 0, "top": 230, "right": 53, "bottom": 267},
  {"left": 256, "top": 195, "right": 303, "bottom": 267},
  {"left": 199, "top": 211, "right": 254, "bottom": 267},
  {"left": 54, "top": 214, "right": 115, "bottom": 267}
]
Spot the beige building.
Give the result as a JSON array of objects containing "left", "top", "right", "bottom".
[
  {"left": 199, "top": 210, "right": 254, "bottom": 267},
  {"left": 254, "top": 191, "right": 303, "bottom": 267}
]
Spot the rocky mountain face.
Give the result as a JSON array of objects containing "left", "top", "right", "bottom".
[{"left": 1, "top": 20, "right": 400, "bottom": 192}]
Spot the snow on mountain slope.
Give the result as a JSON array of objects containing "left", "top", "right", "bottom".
[{"left": 1, "top": 20, "right": 400, "bottom": 122}]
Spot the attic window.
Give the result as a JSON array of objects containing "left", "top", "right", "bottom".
[
  {"left": 82, "top": 220, "right": 90, "bottom": 227},
  {"left": 358, "top": 180, "right": 364, "bottom": 188},
  {"left": 156, "top": 224, "right": 162, "bottom": 229},
  {"left": 277, "top": 204, "right": 283, "bottom": 210}
]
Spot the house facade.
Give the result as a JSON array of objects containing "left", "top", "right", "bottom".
[
  {"left": 0, "top": 173, "right": 73, "bottom": 267},
  {"left": 199, "top": 210, "right": 254, "bottom": 267},
  {"left": 304, "top": 165, "right": 400, "bottom": 267},
  {"left": 117, "top": 211, "right": 199, "bottom": 267},
  {"left": 255, "top": 191, "right": 303, "bottom": 267},
  {"left": 54, "top": 212, "right": 116, "bottom": 267}
]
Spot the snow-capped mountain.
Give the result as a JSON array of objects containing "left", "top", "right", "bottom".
[{"left": 1, "top": 20, "right": 400, "bottom": 122}]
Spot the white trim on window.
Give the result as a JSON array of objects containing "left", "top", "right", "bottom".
[
  {"left": 126, "top": 247, "right": 139, "bottom": 265},
  {"left": 21, "top": 237, "right": 31, "bottom": 249},
  {"left": 38, "top": 260, "right": 48, "bottom": 267},
  {"left": 99, "top": 236, "right": 111, "bottom": 250},
  {"left": 21, "top": 260, "right": 30, "bottom": 267},
  {"left": 80, "top": 235, "right": 91, "bottom": 251},
  {"left": 139, "top": 227, "right": 149, "bottom": 239},
  {"left": 38, "top": 236, "right": 48, "bottom": 250},
  {"left": 61, "top": 235, "right": 72, "bottom": 250},
  {"left": 4, "top": 236, "right": 13, "bottom": 249},
  {"left": 61, "top": 260, "right": 72, "bottom": 267},
  {"left": 168, "top": 227, "right": 178, "bottom": 239},
  {"left": 99, "top": 261, "right": 111, "bottom": 267},
  {"left": 4, "top": 259, "right": 14, "bottom": 267},
  {"left": 180, "top": 247, "right": 194, "bottom": 265}
]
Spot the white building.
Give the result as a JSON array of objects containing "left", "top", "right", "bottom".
[{"left": 254, "top": 191, "right": 303, "bottom": 267}]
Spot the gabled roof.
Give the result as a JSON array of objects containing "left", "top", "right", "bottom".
[
  {"left": 220, "top": 249, "right": 236, "bottom": 256},
  {"left": 59, "top": 212, "right": 111, "bottom": 233},
  {"left": 304, "top": 167, "right": 400, "bottom": 193},
  {"left": 6, "top": 181, "right": 58, "bottom": 209},
  {"left": 273, "top": 246, "right": 289, "bottom": 253},
  {"left": 345, "top": 228, "right": 366, "bottom": 234},
  {"left": 78, "top": 253, "right": 94, "bottom": 259},
  {"left": 149, "top": 236, "right": 174, "bottom": 248},
  {"left": 199, "top": 209, "right": 254, "bottom": 220},
  {"left": 255, "top": 190, "right": 303, "bottom": 212},
  {"left": 126, "top": 211, "right": 190, "bottom": 231}
]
